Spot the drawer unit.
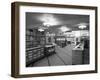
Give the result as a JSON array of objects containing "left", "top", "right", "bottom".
[{"left": 26, "top": 47, "right": 45, "bottom": 67}]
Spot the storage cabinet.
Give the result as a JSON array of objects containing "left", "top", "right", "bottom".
[
  {"left": 26, "top": 47, "right": 45, "bottom": 67},
  {"left": 26, "top": 28, "right": 46, "bottom": 67},
  {"left": 26, "top": 28, "right": 57, "bottom": 67},
  {"left": 26, "top": 45, "right": 56, "bottom": 67}
]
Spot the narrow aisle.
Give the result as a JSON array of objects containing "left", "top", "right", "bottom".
[
  {"left": 48, "top": 54, "right": 65, "bottom": 66},
  {"left": 55, "top": 44, "right": 74, "bottom": 65}
]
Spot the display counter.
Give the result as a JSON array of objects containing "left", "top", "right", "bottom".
[
  {"left": 44, "top": 44, "right": 56, "bottom": 56},
  {"left": 72, "top": 43, "right": 84, "bottom": 65}
]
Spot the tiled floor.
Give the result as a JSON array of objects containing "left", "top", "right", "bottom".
[{"left": 32, "top": 44, "right": 74, "bottom": 67}]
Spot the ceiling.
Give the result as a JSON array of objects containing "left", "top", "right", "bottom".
[{"left": 26, "top": 12, "right": 89, "bottom": 33}]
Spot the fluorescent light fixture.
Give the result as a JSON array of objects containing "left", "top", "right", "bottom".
[
  {"left": 43, "top": 22, "right": 50, "bottom": 27},
  {"left": 60, "top": 26, "right": 70, "bottom": 32},
  {"left": 38, "top": 28, "right": 44, "bottom": 32},
  {"left": 78, "top": 23, "right": 88, "bottom": 29},
  {"left": 43, "top": 20, "right": 58, "bottom": 26},
  {"left": 78, "top": 25, "right": 87, "bottom": 29}
]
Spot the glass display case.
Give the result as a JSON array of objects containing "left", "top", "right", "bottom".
[{"left": 44, "top": 45, "right": 56, "bottom": 56}]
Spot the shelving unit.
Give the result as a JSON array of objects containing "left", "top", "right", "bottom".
[
  {"left": 26, "top": 28, "right": 56, "bottom": 67},
  {"left": 26, "top": 28, "right": 45, "bottom": 48},
  {"left": 26, "top": 47, "right": 45, "bottom": 67},
  {"left": 55, "top": 36, "right": 67, "bottom": 47},
  {"left": 26, "top": 28, "right": 46, "bottom": 67}
]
